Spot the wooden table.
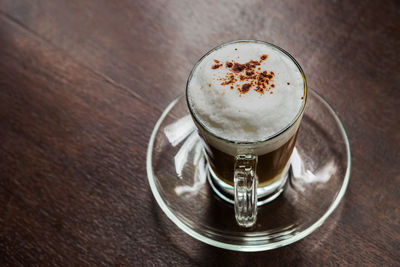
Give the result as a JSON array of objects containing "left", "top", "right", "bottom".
[{"left": 1, "top": 0, "right": 399, "bottom": 265}]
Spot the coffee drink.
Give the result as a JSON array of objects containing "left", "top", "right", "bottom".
[
  {"left": 187, "top": 42, "right": 306, "bottom": 201},
  {"left": 204, "top": 131, "right": 298, "bottom": 187}
]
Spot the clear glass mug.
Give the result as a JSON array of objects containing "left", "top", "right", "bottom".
[{"left": 186, "top": 40, "right": 308, "bottom": 227}]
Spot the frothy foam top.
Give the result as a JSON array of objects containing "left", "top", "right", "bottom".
[{"left": 187, "top": 41, "right": 306, "bottom": 142}]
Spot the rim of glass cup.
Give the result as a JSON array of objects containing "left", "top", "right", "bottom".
[{"left": 185, "top": 40, "right": 308, "bottom": 145}]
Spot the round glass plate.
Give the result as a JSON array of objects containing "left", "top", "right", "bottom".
[{"left": 146, "top": 88, "right": 351, "bottom": 251}]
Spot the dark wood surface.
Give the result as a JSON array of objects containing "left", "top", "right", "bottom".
[{"left": 0, "top": 0, "right": 399, "bottom": 265}]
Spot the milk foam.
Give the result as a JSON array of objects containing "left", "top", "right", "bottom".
[
  {"left": 187, "top": 41, "right": 307, "bottom": 155},
  {"left": 187, "top": 41, "right": 306, "bottom": 155}
]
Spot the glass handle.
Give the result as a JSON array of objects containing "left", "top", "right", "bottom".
[{"left": 234, "top": 154, "right": 258, "bottom": 227}]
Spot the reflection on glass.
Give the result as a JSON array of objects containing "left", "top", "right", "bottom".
[
  {"left": 164, "top": 115, "right": 195, "bottom": 146},
  {"left": 291, "top": 148, "right": 337, "bottom": 185},
  {"left": 164, "top": 115, "right": 207, "bottom": 195}
]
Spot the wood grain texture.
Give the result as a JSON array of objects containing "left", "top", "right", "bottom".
[{"left": 0, "top": 0, "right": 399, "bottom": 265}]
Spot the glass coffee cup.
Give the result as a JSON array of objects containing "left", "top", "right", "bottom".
[{"left": 186, "top": 40, "right": 307, "bottom": 227}]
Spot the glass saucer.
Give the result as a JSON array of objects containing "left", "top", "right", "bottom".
[{"left": 146, "top": 88, "right": 351, "bottom": 251}]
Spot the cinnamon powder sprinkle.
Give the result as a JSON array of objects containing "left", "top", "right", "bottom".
[
  {"left": 232, "top": 63, "right": 246, "bottom": 73},
  {"left": 212, "top": 54, "right": 276, "bottom": 95},
  {"left": 221, "top": 73, "right": 236, "bottom": 85},
  {"left": 240, "top": 83, "right": 251, "bottom": 93},
  {"left": 211, "top": 63, "right": 222, "bottom": 69},
  {"left": 246, "top": 70, "right": 254, "bottom": 76}
]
